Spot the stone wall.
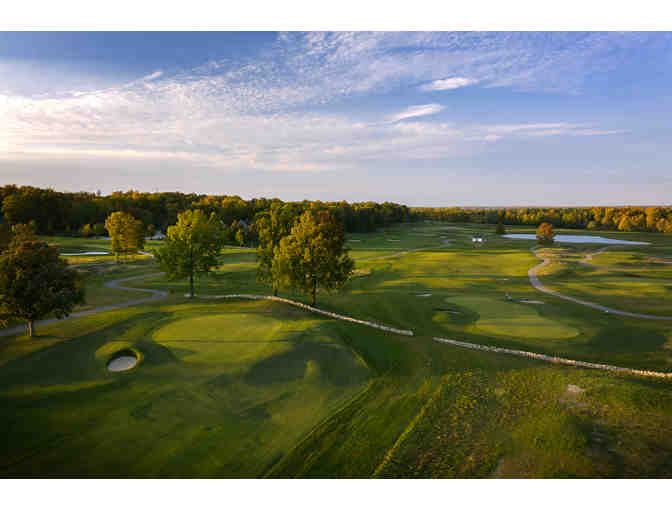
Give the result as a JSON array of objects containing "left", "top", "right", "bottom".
[
  {"left": 219, "top": 294, "right": 414, "bottom": 336},
  {"left": 434, "top": 337, "right": 672, "bottom": 379}
]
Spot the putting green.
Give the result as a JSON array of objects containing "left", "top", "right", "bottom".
[
  {"left": 152, "top": 313, "right": 307, "bottom": 367},
  {"left": 446, "top": 295, "right": 579, "bottom": 339}
]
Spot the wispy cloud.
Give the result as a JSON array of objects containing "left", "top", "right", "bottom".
[
  {"left": 387, "top": 104, "right": 444, "bottom": 123},
  {"left": 420, "top": 77, "right": 478, "bottom": 91},
  {"left": 0, "top": 32, "right": 636, "bottom": 182}
]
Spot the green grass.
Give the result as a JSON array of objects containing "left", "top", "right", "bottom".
[
  {"left": 0, "top": 300, "right": 369, "bottom": 477},
  {"left": 533, "top": 246, "right": 672, "bottom": 316},
  {"left": 2, "top": 222, "right": 672, "bottom": 477},
  {"left": 446, "top": 295, "right": 580, "bottom": 340}
]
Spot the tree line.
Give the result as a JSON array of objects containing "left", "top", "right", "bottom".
[
  {"left": 0, "top": 185, "right": 415, "bottom": 239},
  {"left": 412, "top": 206, "right": 672, "bottom": 233}
]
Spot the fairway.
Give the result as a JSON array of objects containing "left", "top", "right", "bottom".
[{"left": 446, "top": 295, "right": 580, "bottom": 339}]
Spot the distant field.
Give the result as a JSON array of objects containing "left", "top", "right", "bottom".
[{"left": 2, "top": 221, "right": 672, "bottom": 477}]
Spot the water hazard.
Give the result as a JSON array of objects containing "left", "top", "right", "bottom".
[{"left": 502, "top": 234, "right": 650, "bottom": 245}]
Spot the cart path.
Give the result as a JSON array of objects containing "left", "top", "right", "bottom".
[
  {"left": 528, "top": 247, "right": 672, "bottom": 320},
  {"left": 579, "top": 247, "right": 611, "bottom": 269},
  {"left": 0, "top": 272, "right": 168, "bottom": 337}
]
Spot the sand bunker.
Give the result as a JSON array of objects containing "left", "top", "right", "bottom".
[
  {"left": 416, "top": 293, "right": 432, "bottom": 297},
  {"left": 520, "top": 299, "right": 545, "bottom": 304},
  {"left": 107, "top": 350, "right": 139, "bottom": 372},
  {"left": 566, "top": 384, "right": 585, "bottom": 394}
]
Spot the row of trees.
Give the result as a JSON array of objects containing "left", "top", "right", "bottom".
[
  {"left": 413, "top": 206, "right": 672, "bottom": 233},
  {"left": 259, "top": 206, "right": 353, "bottom": 305},
  {"left": 155, "top": 206, "right": 353, "bottom": 306},
  {"left": 0, "top": 185, "right": 415, "bottom": 237}
]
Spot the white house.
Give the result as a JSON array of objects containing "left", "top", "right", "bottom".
[{"left": 146, "top": 231, "right": 165, "bottom": 240}]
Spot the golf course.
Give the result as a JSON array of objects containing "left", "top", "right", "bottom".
[{"left": 2, "top": 221, "right": 672, "bottom": 478}]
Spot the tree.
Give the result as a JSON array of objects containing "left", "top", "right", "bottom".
[
  {"left": 0, "top": 240, "right": 85, "bottom": 337},
  {"left": 272, "top": 208, "right": 354, "bottom": 306},
  {"left": 536, "top": 222, "right": 556, "bottom": 244},
  {"left": 104, "top": 211, "right": 145, "bottom": 262},
  {"left": 154, "top": 209, "right": 223, "bottom": 298},
  {"left": 0, "top": 222, "right": 11, "bottom": 253},
  {"left": 80, "top": 223, "right": 93, "bottom": 237},
  {"left": 495, "top": 222, "right": 506, "bottom": 235},
  {"left": 93, "top": 223, "right": 106, "bottom": 237},
  {"left": 235, "top": 228, "right": 246, "bottom": 247},
  {"left": 255, "top": 203, "right": 299, "bottom": 296}
]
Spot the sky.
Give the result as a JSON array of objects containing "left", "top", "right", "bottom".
[{"left": 1, "top": 31, "right": 672, "bottom": 206}]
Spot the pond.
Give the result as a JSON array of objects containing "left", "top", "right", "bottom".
[
  {"left": 502, "top": 234, "right": 650, "bottom": 245},
  {"left": 61, "top": 251, "right": 111, "bottom": 256}
]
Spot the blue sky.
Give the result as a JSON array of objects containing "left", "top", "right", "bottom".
[{"left": 1, "top": 31, "right": 672, "bottom": 206}]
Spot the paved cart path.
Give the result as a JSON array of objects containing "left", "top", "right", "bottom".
[
  {"left": 0, "top": 272, "right": 168, "bottom": 337},
  {"left": 528, "top": 248, "right": 672, "bottom": 321}
]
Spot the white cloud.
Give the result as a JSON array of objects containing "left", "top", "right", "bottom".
[
  {"left": 141, "top": 71, "right": 163, "bottom": 82},
  {"left": 387, "top": 104, "right": 444, "bottom": 123},
  {"left": 421, "top": 77, "right": 478, "bottom": 91},
  {"left": 0, "top": 32, "right": 633, "bottom": 182}
]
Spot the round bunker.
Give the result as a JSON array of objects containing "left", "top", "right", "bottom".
[{"left": 107, "top": 349, "right": 139, "bottom": 372}]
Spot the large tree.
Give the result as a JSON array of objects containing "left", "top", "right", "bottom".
[
  {"left": 0, "top": 240, "right": 85, "bottom": 337},
  {"left": 272, "top": 208, "right": 354, "bottom": 306},
  {"left": 155, "top": 209, "right": 223, "bottom": 298},
  {"left": 536, "top": 222, "right": 556, "bottom": 244},
  {"left": 104, "top": 211, "right": 145, "bottom": 262},
  {"left": 255, "top": 202, "right": 299, "bottom": 296}
]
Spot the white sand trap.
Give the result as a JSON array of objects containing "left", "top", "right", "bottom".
[
  {"left": 417, "top": 293, "right": 432, "bottom": 297},
  {"left": 349, "top": 239, "right": 362, "bottom": 242},
  {"left": 62, "top": 251, "right": 110, "bottom": 256},
  {"left": 387, "top": 239, "right": 400, "bottom": 242},
  {"left": 107, "top": 353, "right": 138, "bottom": 372},
  {"left": 520, "top": 299, "right": 545, "bottom": 304},
  {"left": 566, "top": 384, "right": 585, "bottom": 394}
]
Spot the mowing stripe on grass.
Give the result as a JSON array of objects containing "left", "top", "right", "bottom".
[
  {"left": 434, "top": 337, "right": 672, "bottom": 379},
  {"left": 372, "top": 378, "right": 445, "bottom": 477}
]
